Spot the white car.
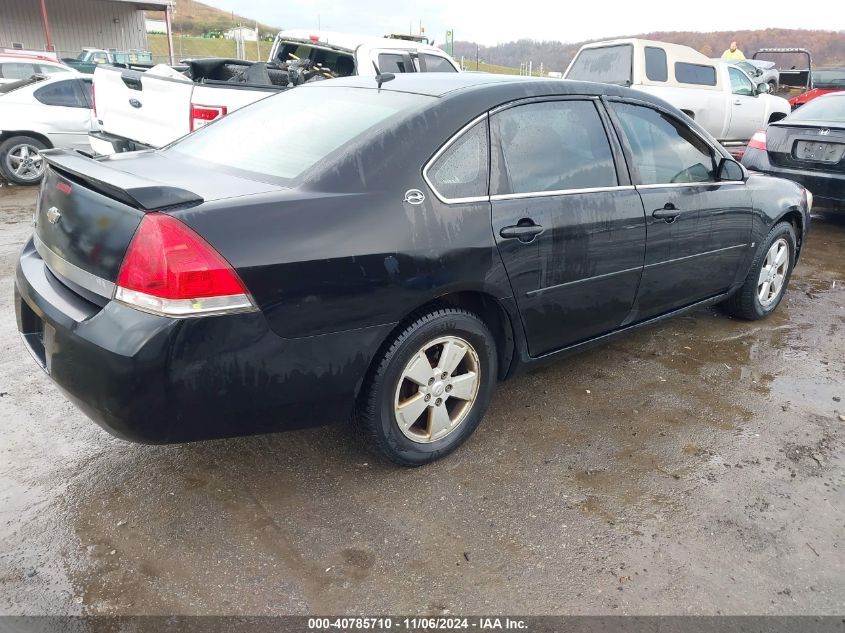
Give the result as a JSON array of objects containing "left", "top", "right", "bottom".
[
  {"left": 0, "top": 74, "right": 96, "bottom": 184},
  {"left": 0, "top": 53, "right": 75, "bottom": 84},
  {"left": 564, "top": 39, "right": 791, "bottom": 144}
]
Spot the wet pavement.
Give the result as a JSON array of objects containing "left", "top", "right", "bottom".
[{"left": 0, "top": 183, "right": 843, "bottom": 615}]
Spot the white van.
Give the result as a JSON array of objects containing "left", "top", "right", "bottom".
[{"left": 564, "top": 39, "right": 790, "bottom": 144}]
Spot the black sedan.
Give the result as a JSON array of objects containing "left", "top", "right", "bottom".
[
  {"left": 743, "top": 92, "right": 844, "bottom": 208},
  {"left": 15, "top": 73, "right": 811, "bottom": 466}
]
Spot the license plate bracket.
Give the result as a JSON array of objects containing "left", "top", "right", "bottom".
[{"left": 794, "top": 140, "right": 845, "bottom": 163}]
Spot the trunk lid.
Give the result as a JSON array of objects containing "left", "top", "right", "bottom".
[
  {"left": 766, "top": 122, "right": 845, "bottom": 173},
  {"left": 34, "top": 150, "right": 281, "bottom": 300}
]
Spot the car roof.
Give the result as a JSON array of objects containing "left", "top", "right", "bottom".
[
  {"left": 307, "top": 72, "right": 638, "bottom": 98},
  {"left": 0, "top": 54, "right": 67, "bottom": 65}
]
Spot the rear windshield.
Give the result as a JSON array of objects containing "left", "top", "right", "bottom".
[
  {"left": 811, "top": 69, "right": 845, "bottom": 89},
  {"left": 274, "top": 42, "right": 355, "bottom": 76},
  {"left": 789, "top": 95, "right": 845, "bottom": 123},
  {"left": 167, "top": 86, "right": 431, "bottom": 182},
  {"left": 566, "top": 45, "right": 632, "bottom": 85}
]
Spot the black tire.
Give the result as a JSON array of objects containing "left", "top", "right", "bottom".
[
  {"left": 0, "top": 135, "right": 48, "bottom": 185},
  {"left": 721, "top": 222, "right": 796, "bottom": 320},
  {"left": 355, "top": 308, "right": 497, "bottom": 467}
]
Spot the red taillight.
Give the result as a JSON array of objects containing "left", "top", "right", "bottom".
[
  {"left": 114, "top": 213, "right": 253, "bottom": 317},
  {"left": 748, "top": 130, "right": 767, "bottom": 151},
  {"left": 190, "top": 104, "right": 227, "bottom": 131},
  {"left": 309, "top": 34, "right": 320, "bottom": 41}
]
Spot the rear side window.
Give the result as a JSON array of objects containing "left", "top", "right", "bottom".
[
  {"left": 644, "top": 47, "right": 668, "bottom": 82},
  {"left": 169, "top": 87, "right": 431, "bottom": 182},
  {"left": 378, "top": 53, "right": 415, "bottom": 73},
  {"left": 426, "top": 119, "right": 489, "bottom": 201},
  {"left": 0, "top": 62, "right": 38, "bottom": 80},
  {"left": 420, "top": 54, "right": 457, "bottom": 73},
  {"left": 611, "top": 102, "right": 716, "bottom": 185},
  {"left": 33, "top": 79, "right": 87, "bottom": 107},
  {"left": 493, "top": 100, "right": 617, "bottom": 194},
  {"left": 566, "top": 45, "right": 633, "bottom": 85},
  {"left": 675, "top": 62, "right": 717, "bottom": 86}
]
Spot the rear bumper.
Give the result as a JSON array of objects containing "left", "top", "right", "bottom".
[
  {"left": 742, "top": 147, "right": 845, "bottom": 204},
  {"left": 15, "top": 238, "right": 387, "bottom": 443},
  {"left": 88, "top": 130, "right": 155, "bottom": 156}
]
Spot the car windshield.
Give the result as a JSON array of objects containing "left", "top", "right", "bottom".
[
  {"left": 811, "top": 69, "right": 845, "bottom": 89},
  {"left": 167, "top": 86, "right": 432, "bottom": 182},
  {"left": 789, "top": 95, "right": 845, "bottom": 123}
]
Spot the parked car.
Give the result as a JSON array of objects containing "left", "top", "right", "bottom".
[
  {"left": 743, "top": 92, "right": 844, "bottom": 208},
  {"left": 89, "top": 30, "right": 460, "bottom": 156},
  {"left": 16, "top": 74, "right": 810, "bottom": 465},
  {"left": 716, "top": 58, "right": 779, "bottom": 92},
  {"left": 61, "top": 47, "right": 153, "bottom": 74},
  {"left": 789, "top": 67, "right": 845, "bottom": 109},
  {"left": 564, "top": 39, "right": 791, "bottom": 144},
  {"left": 0, "top": 74, "right": 95, "bottom": 185},
  {"left": 0, "top": 53, "right": 75, "bottom": 84}
]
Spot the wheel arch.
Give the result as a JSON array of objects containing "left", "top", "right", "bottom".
[
  {"left": 355, "top": 290, "right": 518, "bottom": 402},
  {"left": 774, "top": 208, "right": 804, "bottom": 258},
  {"left": 0, "top": 131, "right": 53, "bottom": 149}
]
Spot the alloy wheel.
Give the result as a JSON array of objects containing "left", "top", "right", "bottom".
[
  {"left": 5, "top": 143, "right": 45, "bottom": 182},
  {"left": 393, "top": 336, "right": 481, "bottom": 443},
  {"left": 757, "top": 238, "right": 789, "bottom": 308}
]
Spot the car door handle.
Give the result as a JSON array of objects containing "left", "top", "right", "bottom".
[
  {"left": 499, "top": 221, "right": 544, "bottom": 243},
  {"left": 733, "top": 99, "right": 742, "bottom": 105},
  {"left": 652, "top": 204, "right": 681, "bottom": 223}
]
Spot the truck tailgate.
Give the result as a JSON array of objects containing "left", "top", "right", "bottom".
[{"left": 94, "top": 65, "right": 194, "bottom": 149}]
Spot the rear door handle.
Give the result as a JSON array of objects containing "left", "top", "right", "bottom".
[
  {"left": 733, "top": 99, "right": 742, "bottom": 105},
  {"left": 499, "top": 221, "right": 544, "bottom": 243},
  {"left": 652, "top": 203, "right": 681, "bottom": 223}
]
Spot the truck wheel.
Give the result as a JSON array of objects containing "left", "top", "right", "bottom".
[
  {"left": 0, "top": 136, "right": 48, "bottom": 185},
  {"left": 355, "top": 308, "right": 497, "bottom": 467},
  {"left": 721, "top": 222, "right": 796, "bottom": 321}
]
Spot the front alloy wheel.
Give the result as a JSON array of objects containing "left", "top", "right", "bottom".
[
  {"left": 757, "top": 238, "right": 789, "bottom": 308},
  {"left": 0, "top": 136, "right": 49, "bottom": 185}
]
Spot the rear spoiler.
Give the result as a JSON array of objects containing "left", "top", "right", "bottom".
[{"left": 41, "top": 149, "right": 203, "bottom": 211}]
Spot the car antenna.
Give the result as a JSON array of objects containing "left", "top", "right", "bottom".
[{"left": 372, "top": 61, "right": 395, "bottom": 90}]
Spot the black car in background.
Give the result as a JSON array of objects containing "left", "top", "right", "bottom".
[
  {"left": 743, "top": 92, "right": 844, "bottom": 208},
  {"left": 15, "top": 74, "right": 811, "bottom": 466}
]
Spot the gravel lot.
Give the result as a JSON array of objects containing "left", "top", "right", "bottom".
[{"left": 1, "top": 183, "right": 843, "bottom": 615}]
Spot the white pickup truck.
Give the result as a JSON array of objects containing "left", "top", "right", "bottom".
[
  {"left": 89, "top": 30, "right": 460, "bottom": 155},
  {"left": 564, "top": 38, "right": 791, "bottom": 144}
]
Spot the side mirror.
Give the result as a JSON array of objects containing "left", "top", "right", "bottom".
[
  {"left": 718, "top": 157, "right": 746, "bottom": 182},
  {"left": 756, "top": 82, "right": 771, "bottom": 94}
]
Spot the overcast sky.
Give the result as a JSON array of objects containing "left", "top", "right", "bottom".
[{"left": 196, "top": 0, "right": 839, "bottom": 46}]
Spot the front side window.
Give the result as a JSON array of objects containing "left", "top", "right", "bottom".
[
  {"left": 566, "top": 45, "right": 633, "bottom": 85},
  {"left": 169, "top": 86, "right": 431, "bottom": 182},
  {"left": 33, "top": 79, "right": 86, "bottom": 107},
  {"left": 427, "top": 119, "right": 489, "bottom": 200},
  {"left": 611, "top": 102, "right": 716, "bottom": 185},
  {"left": 420, "top": 54, "right": 457, "bottom": 73},
  {"left": 0, "top": 62, "right": 38, "bottom": 80},
  {"left": 729, "top": 67, "right": 754, "bottom": 96},
  {"left": 493, "top": 100, "right": 617, "bottom": 195},
  {"left": 675, "top": 62, "right": 717, "bottom": 86},
  {"left": 644, "top": 47, "right": 668, "bottom": 82}
]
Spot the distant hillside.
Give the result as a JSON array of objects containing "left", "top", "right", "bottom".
[
  {"left": 450, "top": 29, "right": 845, "bottom": 74},
  {"left": 146, "top": 0, "right": 280, "bottom": 37}
]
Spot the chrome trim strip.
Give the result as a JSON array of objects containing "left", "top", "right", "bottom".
[
  {"left": 114, "top": 287, "right": 257, "bottom": 318},
  {"left": 526, "top": 265, "right": 643, "bottom": 297},
  {"left": 422, "top": 112, "right": 490, "bottom": 205},
  {"left": 635, "top": 181, "right": 744, "bottom": 190},
  {"left": 644, "top": 243, "right": 748, "bottom": 269},
  {"left": 491, "top": 185, "right": 635, "bottom": 201},
  {"left": 33, "top": 234, "right": 115, "bottom": 299}
]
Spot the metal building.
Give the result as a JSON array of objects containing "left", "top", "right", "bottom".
[{"left": 0, "top": 0, "right": 173, "bottom": 60}]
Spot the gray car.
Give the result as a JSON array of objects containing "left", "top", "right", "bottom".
[
  {"left": 0, "top": 74, "right": 96, "bottom": 185},
  {"left": 715, "top": 58, "right": 779, "bottom": 91}
]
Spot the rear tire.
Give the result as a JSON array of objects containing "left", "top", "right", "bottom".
[
  {"left": 0, "top": 136, "right": 48, "bottom": 185},
  {"left": 721, "top": 222, "right": 796, "bottom": 320},
  {"left": 355, "top": 308, "right": 497, "bottom": 467}
]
